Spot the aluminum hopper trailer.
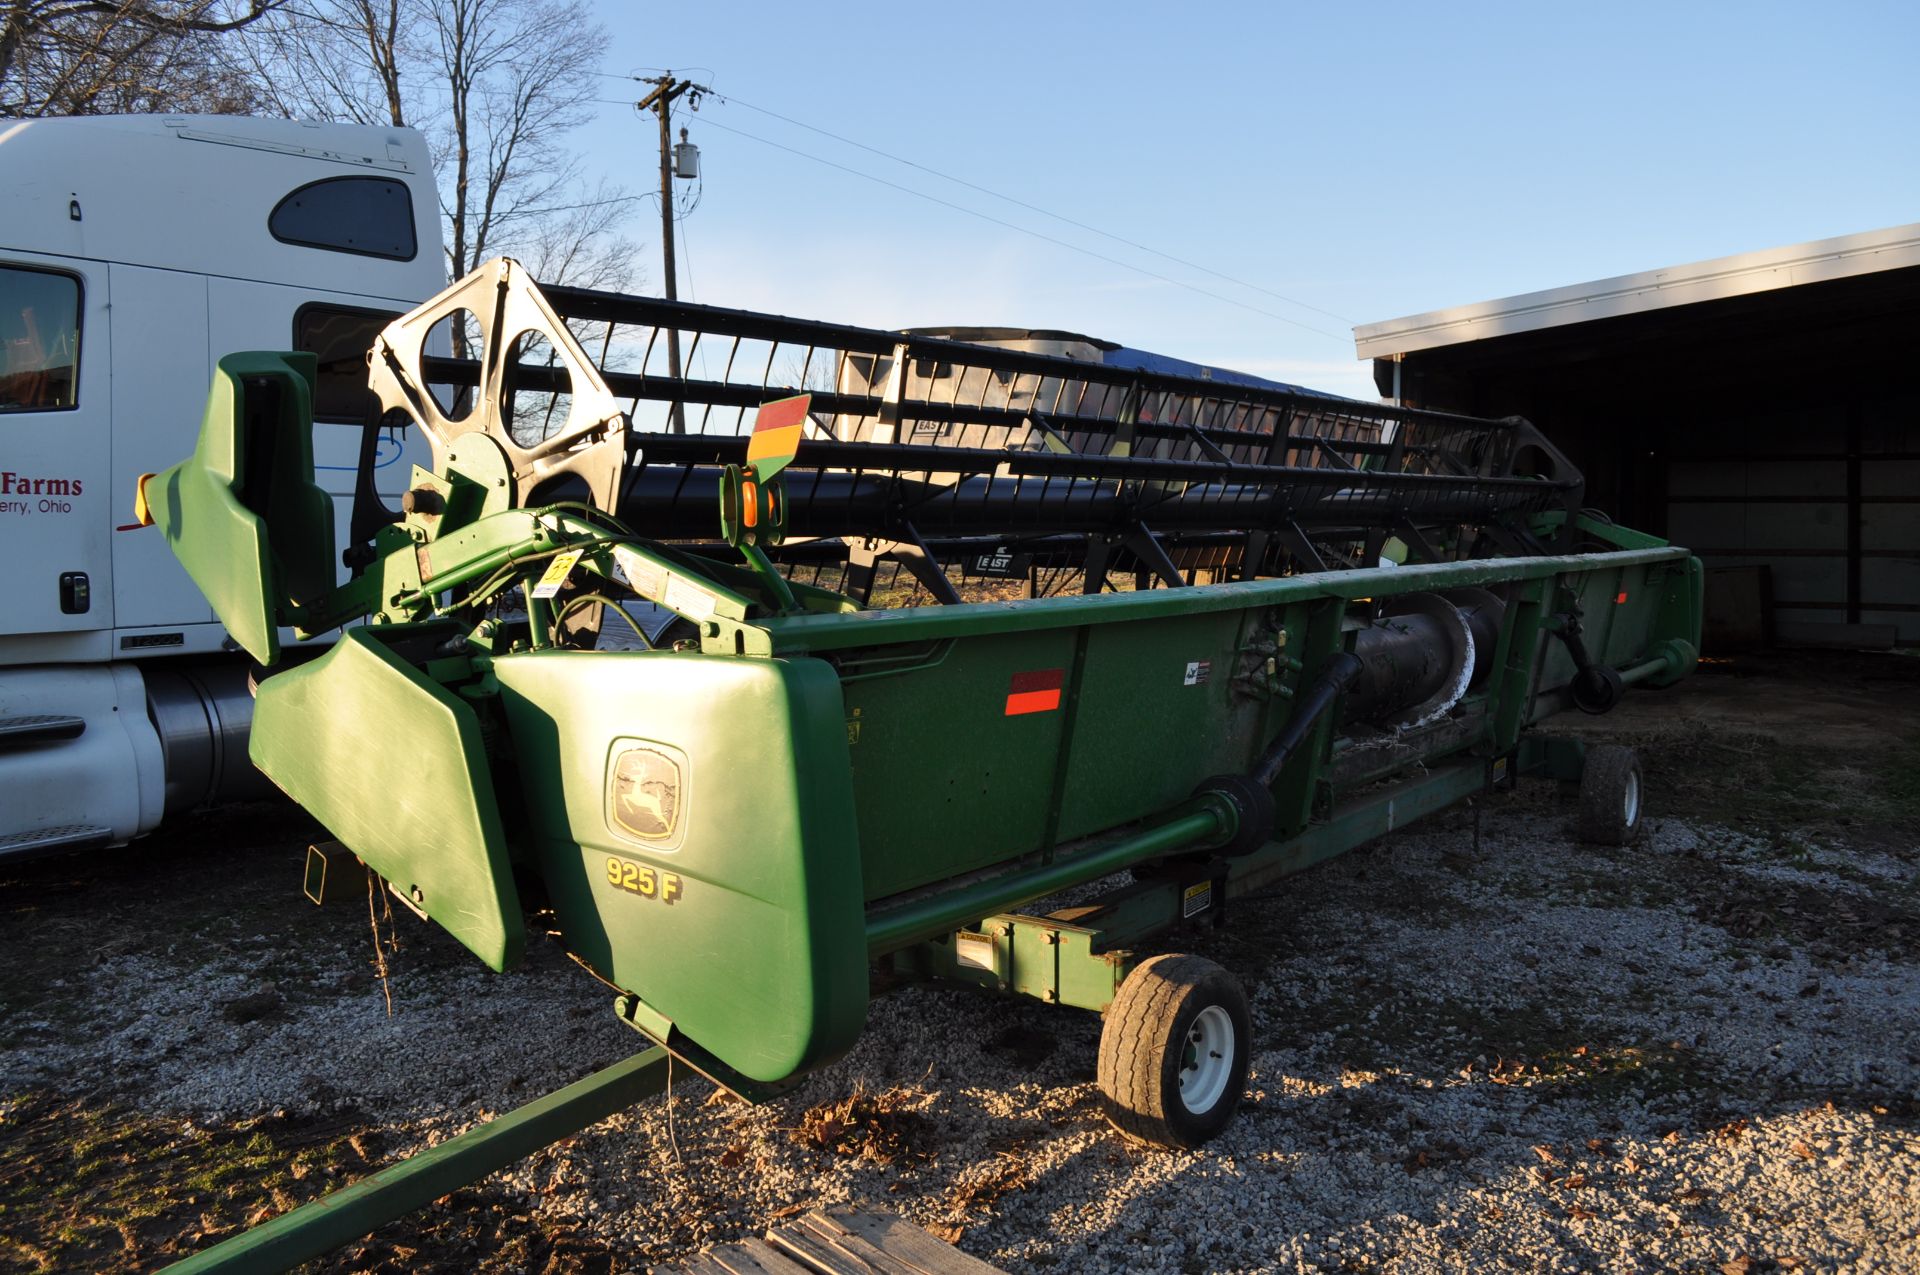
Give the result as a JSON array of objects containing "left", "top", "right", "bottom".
[{"left": 141, "top": 257, "right": 1700, "bottom": 1269}]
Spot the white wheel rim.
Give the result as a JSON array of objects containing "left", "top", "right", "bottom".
[
  {"left": 1623, "top": 770, "right": 1641, "bottom": 827},
  {"left": 1178, "top": 1005, "right": 1236, "bottom": 1115}
]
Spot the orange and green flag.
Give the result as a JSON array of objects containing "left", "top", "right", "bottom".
[{"left": 747, "top": 393, "right": 810, "bottom": 482}]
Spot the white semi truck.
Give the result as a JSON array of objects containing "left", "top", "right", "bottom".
[{"left": 0, "top": 114, "right": 446, "bottom": 858}]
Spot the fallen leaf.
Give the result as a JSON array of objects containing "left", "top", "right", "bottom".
[
  {"left": 1662, "top": 1129, "right": 1682, "bottom": 1144},
  {"left": 1721, "top": 1257, "right": 1755, "bottom": 1275},
  {"left": 928, "top": 1223, "right": 966, "bottom": 1243},
  {"left": 1791, "top": 1141, "right": 1816, "bottom": 1161},
  {"left": 1585, "top": 1137, "right": 1615, "bottom": 1157},
  {"left": 1676, "top": 1188, "right": 1711, "bottom": 1205},
  {"left": 1560, "top": 1173, "right": 1588, "bottom": 1189},
  {"left": 1621, "top": 1156, "right": 1643, "bottom": 1174},
  {"left": 718, "top": 1144, "right": 748, "bottom": 1169},
  {"left": 1565, "top": 1204, "right": 1596, "bottom": 1221},
  {"left": 1531, "top": 1144, "right": 1561, "bottom": 1164}
]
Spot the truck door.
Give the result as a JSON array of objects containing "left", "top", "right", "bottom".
[
  {"left": 108, "top": 264, "right": 215, "bottom": 630},
  {"left": 0, "top": 256, "right": 111, "bottom": 641}
]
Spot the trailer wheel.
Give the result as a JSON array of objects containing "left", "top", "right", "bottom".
[
  {"left": 1579, "top": 744, "right": 1644, "bottom": 845},
  {"left": 1097, "top": 953, "right": 1250, "bottom": 1149}
]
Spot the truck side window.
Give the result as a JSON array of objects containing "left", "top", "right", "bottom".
[
  {"left": 294, "top": 304, "right": 402, "bottom": 423},
  {"left": 0, "top": 265, "right": 81, "bottom": 412},
  {"left": 270, "top": 176, "right": 417, "bottom": 261}
]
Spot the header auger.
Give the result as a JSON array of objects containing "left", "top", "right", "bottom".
[{"left": 147, "top": 258, "right": 1699, "bottom": 1271}]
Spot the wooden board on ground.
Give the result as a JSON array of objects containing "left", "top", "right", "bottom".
[
  {"left": 653, "top": 1208, "right": 1005, "bottom": 1275},
  {"left": 672, "top": 1235, "right": 812, "bottom": 1274},
  {"left": 769, "top": 1210, "right": 1005, "bottom": 1274}
]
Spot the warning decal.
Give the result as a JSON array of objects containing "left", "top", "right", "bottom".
[
  {"left": 1183, "top": 659, "right": 1212, "bottom": 687},
  {"left": 1182, "top": 880, "right": 1213, "bottom": 918},
  {"left": 530, "top": 549, "right": 583, "bottom": 599}
]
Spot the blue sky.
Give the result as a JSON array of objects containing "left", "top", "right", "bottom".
[{"left": 572, "top": 2, "right": 1918, "bottom": 398}]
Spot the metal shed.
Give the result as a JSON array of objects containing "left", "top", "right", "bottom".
[{"left": 1355, "top": 224, "right": 1920, "bottom": 648}]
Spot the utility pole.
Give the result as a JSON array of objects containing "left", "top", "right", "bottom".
[{"left": 637, "top": 72, "right": 704, "bottom": 433}]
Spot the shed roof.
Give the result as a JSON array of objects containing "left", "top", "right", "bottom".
[{"left": 1353, "top": 221, "right": 1920, "bottom": 362}]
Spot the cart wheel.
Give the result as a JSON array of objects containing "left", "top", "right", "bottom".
[
  {"left": 1579, "top": 744, "right": 1643, "bottom": 845},
  {"left": 1097, "top": 953, "right": 1250, "bottom": 1149}
]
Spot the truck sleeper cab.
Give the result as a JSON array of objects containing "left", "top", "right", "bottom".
[{"left": 0, "top": 114, "right": 446, "bottom": 857}]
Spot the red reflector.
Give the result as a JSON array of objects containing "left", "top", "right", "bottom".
[
  {"left": 753, "top": 393, "right": 811, "bottom": 433},
  {"left": 1615, "top": 591, "right": 1628, "bottom": 604},
  {"left": 1005, "top": 668, "right": 1065, "bottom": 715}
]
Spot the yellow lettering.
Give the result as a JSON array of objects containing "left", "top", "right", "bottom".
[{"left": 604, "top": 857, "right": 685, "bottom": 904}]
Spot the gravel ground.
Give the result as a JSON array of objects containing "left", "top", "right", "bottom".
[{"left": 3, "top": 658, "right": 1917, "bottom": 1273}]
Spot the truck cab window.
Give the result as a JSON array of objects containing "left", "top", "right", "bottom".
[
  {"left": 294, "top": 304, "right": 402, "bottom": 423},
  {"left": 0, "top": 266, "right": 81, "bottom": 412},
  {"left": 270, "top": 176, "right": 417, "bottom": 261}
]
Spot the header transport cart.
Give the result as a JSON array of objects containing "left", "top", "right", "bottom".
[{"left": 143, "top": 258, "right": 1700, "bottom": 1271}]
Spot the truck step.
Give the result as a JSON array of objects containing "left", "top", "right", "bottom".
[
  {"left": 0, "top": 824, "right": 114, "bottom": 861},
  {"left": 0, "top": 715, "right": 86, "bottom": 748}
]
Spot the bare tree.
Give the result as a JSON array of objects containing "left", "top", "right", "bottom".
[
  {"left": 243, "top": 0, "right": 637, "bottom": 292},
  {"left": 237, "top": 0, "right": 409, "bottom": 127},
  {"left": 1, "top": 0, "right": 278, "bottom": 116}
]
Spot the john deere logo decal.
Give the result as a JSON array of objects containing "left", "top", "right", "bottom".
[{"left": 608, "top": 744, "right": 684, "bottom": 845}]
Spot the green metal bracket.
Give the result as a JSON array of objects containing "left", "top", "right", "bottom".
[
  {"left": 1268, "top": 598, "right": 1345, "bottom": 836},
  {"left": 916, "top": 913, "right": 1134, "bottom": 1012},
  {"left": 610, "top": 993, "right": 807, "bottom": 1104},
  {"left": 1489, "top": 575, "right": 1552, "bottom": 753},
  {"left": 162, "top": 1047, "right": 668, "bottom": 1274}
]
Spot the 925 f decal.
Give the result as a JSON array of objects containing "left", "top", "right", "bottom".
[{"left": 605, "top": 856, "right": 684, "bottom": 904}]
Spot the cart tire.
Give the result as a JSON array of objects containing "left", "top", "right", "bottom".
[
  {"left": 1097, "top": 953, "right": 1250, "bottom": 1149},
  {"left": 1579, "top": 744, "right": 1643, "bottom": 845}
]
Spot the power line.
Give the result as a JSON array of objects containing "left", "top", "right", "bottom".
[
  {"left": 678, "top": 113, "right": 1350, "bottom": 343},
  {"left": 711, "top": 91, "right": 1356, "bottom": 327},
  {"left": 592, "top": 67, "right": 715, "bottom": 82}
]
